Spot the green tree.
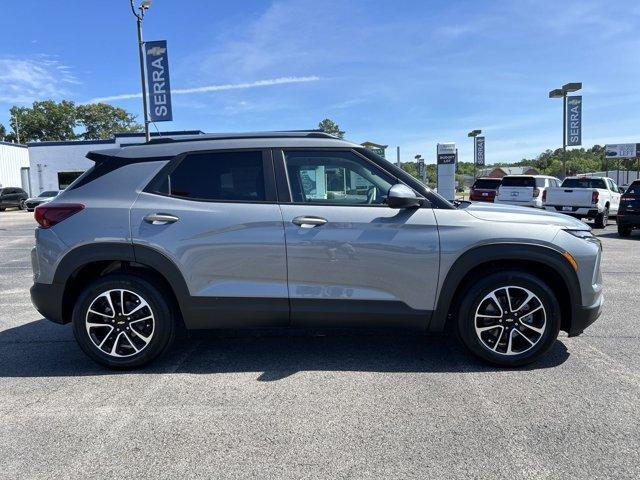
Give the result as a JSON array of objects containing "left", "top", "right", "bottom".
[
  {"left": 0, "top": 123, "right": 6, "bottom": 141},
  {"left": 76, "top": 103, "right": 142, "bottom": 140},
  {"left": 318, "top": 118, "right": 345, "bottom": 139},
  {"left": 10, "top": 100, "right": 78, "bottom": 142},
  {"left": 7, "top": 100, "right": 142, "bottom": 143}
]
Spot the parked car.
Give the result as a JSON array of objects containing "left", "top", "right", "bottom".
[
  {"left": 0, "top": 187, "right": 28, "bottom": 211},
  {"left": 30, "top": 131, "right": 603, "bottom": 369},
  {"left": 494, "top": 175, "right": 561, "bottom": 208},
  {"left": 25, "top": 190, "right": 61, "bottom": 212},
  {"left": 544, "top": 176, "right": 621, "bottom": 228},
  {"left": 617, "top": 180, "right": 640, "bottom": 237},
  {"left": 469, "top": 178, "right": 501, "bottom": 202}
]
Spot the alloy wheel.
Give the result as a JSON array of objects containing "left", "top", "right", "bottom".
[
  {"left": 474, "top": 286, "right": 547, "bottom": 355},
  {"left": 85, "top": 289, "right": 155, "bottom": 358}
]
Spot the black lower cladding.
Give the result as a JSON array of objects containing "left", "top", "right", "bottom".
[
  {"left": 184, "top": 297, "right": 431, "bottom": 330},
  {"left": 568, "top": 297, "right": 603, "bottom": 337},
  {"left": 30, "top": 282, "right": 65, "bottom": 324}
]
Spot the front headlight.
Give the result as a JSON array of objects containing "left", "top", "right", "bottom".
[{"left": 564, "top": 228, "right": 595, "bottom": 240}]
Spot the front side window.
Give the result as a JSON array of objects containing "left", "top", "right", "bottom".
[
  {"left": 164, "top": 151, "right": 265, "bottom": 202},
  {"left": 284, "top": 150, "right": 395, "bottom": 205}
]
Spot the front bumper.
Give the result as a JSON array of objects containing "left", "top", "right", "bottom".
[
  {"left": 30, "top": 282, "right": 66, "bottom": 324},
  {"left": 568, "top": 294, "right": 603, "bottom": 337}
]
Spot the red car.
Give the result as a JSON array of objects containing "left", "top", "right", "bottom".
[{"left": 469, "top": 178, "right": 501, "bottom": 202}]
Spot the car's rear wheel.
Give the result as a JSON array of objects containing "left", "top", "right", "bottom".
[
  {"left": 457, "top": 270, "right": 561, "bottom": 367},
  {"left": 617, "top": 223, "right": 632, "bottom": 237},
  {"left": 72, "top": 274, "right": 175, "bottom": 369},
  {"left": 593, "top": 208, "right": 609, "bottom": 228}
]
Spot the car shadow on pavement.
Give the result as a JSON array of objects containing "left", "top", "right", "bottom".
[{"left": 0, "top": 319, "right": 570, "bottom": 380}]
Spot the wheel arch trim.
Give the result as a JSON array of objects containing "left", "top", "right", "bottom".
[
  {"left": 430, "top": 242, "right": 581, "bottom": 333},
  {"left": 53, "top": 242, "right": 191, "bottom": 321}
]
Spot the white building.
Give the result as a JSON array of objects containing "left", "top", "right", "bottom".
[
  {"left": 28, "top": 130, "right": 202, "bottom": 193},
  {"left": 0, "top": 141, "right": 30, "bottom": 193}
]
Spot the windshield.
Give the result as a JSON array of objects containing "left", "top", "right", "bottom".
[
  {"left": 40, "top": 191, "right": 59, "bottom": 197},
  {"left": 501, "top": 177, "right": 536, "bottom": 187},
  {"left": 472, "top": 179, "right": 501, "bottom": 189},
  {"left": 561, "top": 178, "right": 606, "bottom": 189}
]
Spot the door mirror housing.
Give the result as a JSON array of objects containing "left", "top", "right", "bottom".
[{"left": 386, "top": 183, "right": 422, "bottom": 209}]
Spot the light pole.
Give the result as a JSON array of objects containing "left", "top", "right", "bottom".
[
  {"left": 468, "top": 129, "right": 482, "bottom": 179},
  {"left": 130, "top": 0, "right": 152, "bottom": 142},
  {"left": 549, "top": 82, "right": 581, "bottom": 178},
  {"left": 415, "top": 154, "right": 425, "bottom": 183}
]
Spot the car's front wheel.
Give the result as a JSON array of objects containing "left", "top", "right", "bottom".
[
  {"left": 72, "top": 274, "right": 175, "bottom": 369},
  {"left": 457, "top": 271, "right": 561, "bottom": 367}
]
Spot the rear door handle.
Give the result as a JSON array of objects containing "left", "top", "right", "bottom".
[
  {"left": 144, "top": 213, "right": 179, "bottom": 225},
  {"left": 292, "top": 216, "right": 327, "bottom": 228}
]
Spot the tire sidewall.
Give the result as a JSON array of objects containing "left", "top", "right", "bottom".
[
  {"left": 72, "top": 274, "right": 175, "bottom": 369},
  {"left": 457, "top": 270, "right": 561, "bottom": 367}
]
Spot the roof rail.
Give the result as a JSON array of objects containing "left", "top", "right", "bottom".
[{"left": 144, "top": 130, "right": 338, "bottom": 145}]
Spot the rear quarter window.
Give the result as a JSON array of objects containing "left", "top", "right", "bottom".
[
  {"left": 472, "top": 179, "right": 501, "bottom": 189},
  {"left": 501, "top": 177, "right": 535, "bottom": 187}
]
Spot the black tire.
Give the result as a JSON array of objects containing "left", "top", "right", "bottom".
[
  {"left": 593, "top": 208, "right": 609, "bottom": 228},
  {"left": 617, "top": 224, "right": 632, "bottom": 237},
  {"left": 72, "top": 273, "right": 175, "bottom": 369},
  {"left": 457, "top": 270, "right": 561, "bottom": 367},
  {"left": 0, "top": 207, "right": 5, "bottom": 212},
  {"left": 19, "top": 200, "right": 26, "bottom": 210}
]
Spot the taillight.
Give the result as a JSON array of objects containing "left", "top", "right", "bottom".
[
  {"left": 542, "top": 189, "right": 547, "bottom": 202},
  {"left": 35, "top": 203, "right": 84, "bottom": 228},
  {"left": 533, "top": 188, "right": 540, "bottom": 198},
  {"left": 591, "top": 191, "right": 599, "bottom": 204}
]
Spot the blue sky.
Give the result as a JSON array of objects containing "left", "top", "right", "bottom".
[{"left": 1, "top": 0, "right": 639, "bottom": 164}]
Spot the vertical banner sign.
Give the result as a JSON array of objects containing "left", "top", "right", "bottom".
[
  {"left": 475, "top": 136, "right": 485, "bottom": 166},
  {"left": 418, "top": 158, "right": 425, "bottom": 179},
  {"left": 566, "top": 95, "right": 582, "bottom": 146},
  {"left": 145, "top": 40, "right": 173, "bottom": 122}
]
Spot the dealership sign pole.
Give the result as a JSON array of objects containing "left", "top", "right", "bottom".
[
  {"left": 130, "top": 1, "right": 152, "bottom": 142},
  {"left": 437, "top": 142, "right": 456, "bottom": 201},
  {"left": 145, "top": 40, "right": 173, "bottom": 123}
]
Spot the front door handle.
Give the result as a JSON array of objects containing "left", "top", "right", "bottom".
[
  {"left": 144, "top": 213, "right": 179, "bottom": 225},
  {"left": 292, "top": 216, "right": 327, "bottom": 228}
]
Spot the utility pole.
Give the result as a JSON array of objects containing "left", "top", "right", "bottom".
[{"left": 130, "top": 0, "right": 152, "bottom": 142}]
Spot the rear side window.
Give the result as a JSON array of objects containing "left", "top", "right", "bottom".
[
  {"left": 165, "top": 151, "right": 265, "bottom": 202},
  {"left": 626, "top": 182, "right": 640, "bottom": 195},
  {"left": 501, "top": 177, "right": 535, "bottom": 187},
  {"left": 561, "top": 178, "right": 606, "bottom": 189},
  {"left": 472, "top": 179, "right": 501, "bottom": 189}
]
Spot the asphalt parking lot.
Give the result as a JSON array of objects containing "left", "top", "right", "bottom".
[{"left": 1, "top": 209, "right": 639, "bottom": 479}]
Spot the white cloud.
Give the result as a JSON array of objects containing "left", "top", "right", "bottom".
[
  {"left": 0, "top": 56, "right": 79, "bottom": 104},
  {"left": 86, "top": 76, "right": 320, "bottom": 103}
]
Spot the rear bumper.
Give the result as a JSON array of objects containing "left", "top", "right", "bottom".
[
  {"left": 568, "top": 294, "right": 603, "bottom": 337},
  {"left": 545, "top": 206, "right": 599, "bottom": 218},
  {"left": 617, "top": 212, "right": 640, "bottom": 226},
  {"left": 30, "top": 282, "right": 66, "bottom": 324}
]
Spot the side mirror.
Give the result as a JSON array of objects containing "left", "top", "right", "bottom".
[{"left": 386, "top": 183, "right": 422, "bottom": 209}]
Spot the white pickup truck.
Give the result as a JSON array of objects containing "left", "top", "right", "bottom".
[{"left": 544, "top": 176, "right": 622, "bottom": 228}]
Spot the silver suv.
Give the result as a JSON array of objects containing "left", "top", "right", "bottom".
[{"left": 30, "top": 132, "right": 603, "bottom": 368}]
